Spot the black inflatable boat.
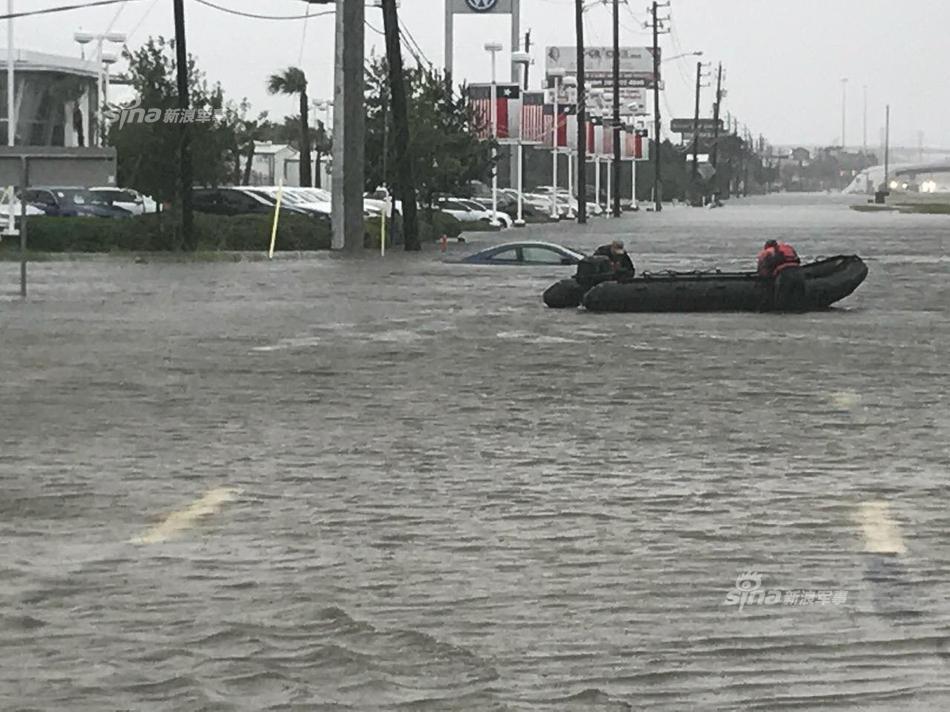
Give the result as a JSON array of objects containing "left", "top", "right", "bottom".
[{"left": 543, "top": 254, "right": 868, "bottom": 312}]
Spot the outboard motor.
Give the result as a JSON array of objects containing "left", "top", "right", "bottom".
[{"left": 575, "top": 255, "right": 614, "bottom": 291}]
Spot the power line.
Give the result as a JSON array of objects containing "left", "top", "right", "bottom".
[
  {"left": 127, "top": 0, "right": 160, "bottom": 40},
  {"left": 400, "top": 21, "right": 432, "bottom": 69},
  {"left": 0, "top": 0, "right": 143, "bottom": 21},
  {"left": 192, "top": 0, "right": 333, "bottom": 20}
]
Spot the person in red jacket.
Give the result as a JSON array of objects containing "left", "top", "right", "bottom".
[
  {"left": 756, "top": 239, "right": 805, "bottom": 310},
  {"left": 756, "top": 239, "right": 800, "bottom": 277}
]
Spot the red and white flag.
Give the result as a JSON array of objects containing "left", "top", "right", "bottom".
[
  {"left": 520, "top": 91, "right": 545, "bottom": 144},
  {"left": 543, "top": 103, "right": 575, "bottom": 149},
  {"left": 468, "top": 83, "right": 521, "bottom": 140}
]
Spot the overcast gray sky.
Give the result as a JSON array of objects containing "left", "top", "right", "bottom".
[{"left": 17, "top": 0, "right": 950, "bottom": 150}]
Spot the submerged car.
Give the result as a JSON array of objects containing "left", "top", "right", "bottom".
[{"left": 459, "top": 241, "right": 584, "bottom": 265}]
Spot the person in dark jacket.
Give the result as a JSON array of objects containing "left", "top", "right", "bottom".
[
  {"left": 756, "top": 239, "right": 800, "bottom": 277},
  {"left": 594, "top": 240, "right": 636, "bottom": 279},
  {"left": 756, "top": 239, "right": 805, "bottom": 310}
]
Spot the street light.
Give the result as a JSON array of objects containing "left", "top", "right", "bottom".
[
  {"left": 548, "top": 66, "right": 566, "bottom": 219},
  {"left": 101, "top": 53, "right": 117, "bottom": 107},
  {"left": 562, "top": 75, "right": 577, "bottom": 217},
  {"left": 484, "top": 42, "right": 503, "bottom": 227},
  {"left": 662, "top": 50, "right": 703, "bottom": 64},
  {"left": 74, "top": 30, "right": 126, "bottom": 145},
  {"left": 511, "top": 50, "right": 530, "bottom": 227}
]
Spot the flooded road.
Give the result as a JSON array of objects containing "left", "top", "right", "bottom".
[{"left": 2, "top": 194, "right": 949, "bottom": 710}]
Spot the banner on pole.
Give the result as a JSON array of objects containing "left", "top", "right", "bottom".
[{"left": 468, "top": 83, "right": 521, "bottom": 140}]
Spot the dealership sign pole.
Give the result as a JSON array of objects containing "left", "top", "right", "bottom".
[{"left": 445, "top": 0, "right": 521, "bottom": 85}]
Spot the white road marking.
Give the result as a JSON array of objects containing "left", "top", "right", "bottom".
[
  {"left": 855, "top": 501, "right": 907, "bottom": 554},
  {"left": 131, "top": 487, "right": 244, "bottom": 544},
  {"left": 829, "top": 390, "right": 862, "bottom": 411}
]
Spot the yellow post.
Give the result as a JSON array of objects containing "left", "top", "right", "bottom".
[
  {"left": 268, "top": 179, "right": 284, "bottom": 259},
  {"left": 380, "top": 203, "right": 386, "bottom": 257}
]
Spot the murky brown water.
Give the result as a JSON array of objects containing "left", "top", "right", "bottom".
[{"left": 2, "top": 194, "right": 949, "bottom": 710}]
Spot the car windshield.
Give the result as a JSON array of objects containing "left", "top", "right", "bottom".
[
  {"left": 56, "top": 189, "right": 108, "bottom": 206},
  {"left": 276, "top": 191, "right": 307, "bottom": 205},
  {"left": 241, "top": 190, "right": 274, "bottom": 205},
  {"left": 91, "top": 189, "right": 137, "bottom": 203}
]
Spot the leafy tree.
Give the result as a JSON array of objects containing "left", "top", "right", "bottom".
[
  {"left": 106, "top": 36, "right": 247, "bottom": 239},
  {"left": 364, "top": 58, "right": 493, "bottom": 208},
  {"left": 234, "top": 107, "right": 269, "bottom": 185},
  {"left": 266, "top": 67, "right": 312, "bottom": 187}
]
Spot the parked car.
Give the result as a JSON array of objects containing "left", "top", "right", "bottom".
[
  {"left": 532, "top": 185, "right": 603, "bottom": 216},
  {"left": 523, "top": 192, "right": 571, "bottom": 219},
  {"left": 244, "top": 187, "right": 331, "bottom": 217},
  {"left": 20, "top": 187, "right": 132, "bottom": 218},
  {"left": 437, "top": 197, "right": 512, "bottom": 228},
  {"left": 89, "top": 187, "right": 157, "bottom": 215},
  {"left": 192, "top": 187, "right": 314, "bottom": 219},
  {"left": 0, "top": 201, "right": 45, "bottom": 219},
  {"left": 459, "top": 241, "right": 584, "bottom": 265}
]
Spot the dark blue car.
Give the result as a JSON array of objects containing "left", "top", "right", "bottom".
[
  {"left": 460, "top": 241, "right": 585, "bottom": 265},
  {"left": 21, "top": 187, "right": 132, "bottom": 218}
]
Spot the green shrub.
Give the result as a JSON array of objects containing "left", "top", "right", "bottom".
[{"left": 1, "top": 212, "right": 331, "bottom": 253}]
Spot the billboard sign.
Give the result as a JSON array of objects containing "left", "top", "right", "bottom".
[
  {"left": 670, "top": 118, "right": 723, "bottom": 134},
  {"left": 449, "top": 0, "right": 513, "bottom": 13},
  {"left": 545, "top": 46, "right": 660, "bottom": 88}
]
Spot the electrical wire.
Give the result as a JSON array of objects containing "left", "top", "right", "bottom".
[
  {"left": 297, "top": 1, "right": 312, "bottom": 66},
  {"left": 126, "top": 0, "right": 159, "bottom": 41},
  {"left": 192, "top": 0, "right": 333, "bottom": 21},
  {"left": 0, "top": 0, "right": 143, "bottom": 21},
  {"left": 400, "top": 21, "right": 432, "bottom": 69}
]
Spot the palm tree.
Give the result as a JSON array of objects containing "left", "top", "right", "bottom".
[{"left": 266, "top": 67, "right": 312, "bottom": 187}]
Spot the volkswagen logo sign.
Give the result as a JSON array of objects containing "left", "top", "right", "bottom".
[{"left": 466, "top": 0, "right": 498, "bottom": 11}]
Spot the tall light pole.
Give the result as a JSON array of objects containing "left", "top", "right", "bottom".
[
  {"left": 862, "top": 84, "right": 867, "bottom": 154},
  {"left": 512, "top": 50, "right": 530, "bottom": 227},
  {"left": 101, "top": 53, "right": 117, "bottom": 107},
  {"left": 840, "top": 77, "right": 848, "bottom": 149},
  {"left": 484, "top": 42, "right": 503, "bottom": 227},
  {"left": 74, "top": 30, "right": 125, "bottom": 146},
  {"left": 549, "top": 66, "right": 565, "bottom": 218},
  {"left": 6, "top": 0, "right": 13, "bottom": 147},
  {"left": 563, "top": 74, "right": 577, "bottom": 218}
]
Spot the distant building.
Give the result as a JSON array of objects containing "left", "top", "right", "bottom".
[
  {"left": 249, "top": 142, "right": 298, "bottom": 185},
  {"left": 0, "top": 50, "right": 100, "bottom": 146},
  {"left": 791, "top": 147, "right": 811, "bottom": 164},
  {"left": 249, "top": 140, "right": 330, "bottom": 188}
]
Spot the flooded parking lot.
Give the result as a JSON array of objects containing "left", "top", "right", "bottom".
[{"left": 2, "top": 194, "right": 949, "bottom": 710}]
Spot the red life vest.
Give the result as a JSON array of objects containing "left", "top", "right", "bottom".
[
  {"left": 757, "top": 242, "right": 800, "bottom": 277},
  {"left": 773, "top": 242, "right": 800, "bottom": 275}
]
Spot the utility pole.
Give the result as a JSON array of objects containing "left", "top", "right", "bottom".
[
  {"left": 883, "top": 104, "right": 890, "bottom": 195},
  {"left": 575, "top": 0, "right": 586, "bottom": 223},
  {"left": 840, "top": 77, "right": 847, "bottom": 149},
  {"left": 647, "top": 1, "right": 667, "bottom": 213},
  {"left": 381, "top": 0, "right": 418, "bottom": 250},
  {"left": 709, "top": 62, "right": 722, "bottom": 200},
  {"left": 690, "top": 61, "right": 708, "bottom": 198},
  {"left": 332, "top": 0, "right": 365, "bottom": 251},
  {"left": 862, "top": 84, "right": 867, "bottom": 154},
  {"left": 523, "top": 29, "right": 531, "bottom": 89},
  {"left": 611, "top": 0, "right": 621, "bottom": 217},
  {"left": 172, "top": 0, "right": 194, "bottom": 250}
]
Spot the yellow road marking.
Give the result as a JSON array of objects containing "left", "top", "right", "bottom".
[{"left": 131, "top": 487, "right": 243, "bottom": 545}]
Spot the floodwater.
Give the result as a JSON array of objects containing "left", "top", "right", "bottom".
[{"left": 1, "top": 194, "right": 949, "bottom": 710}]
